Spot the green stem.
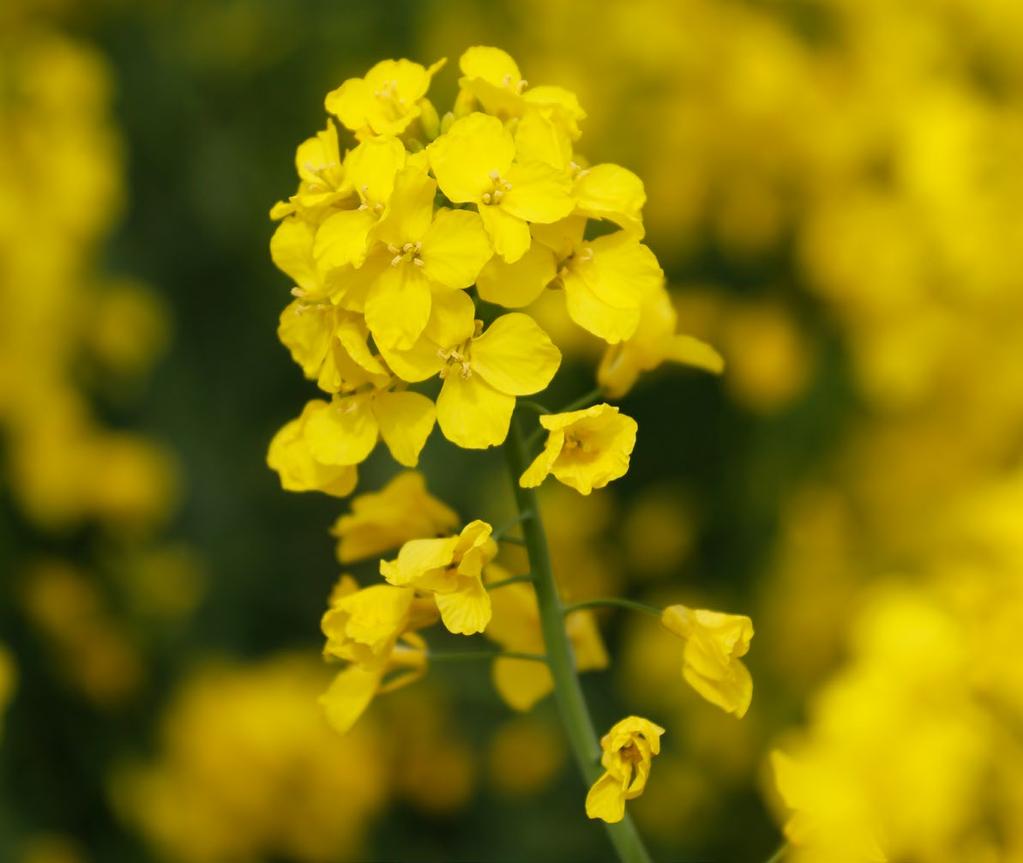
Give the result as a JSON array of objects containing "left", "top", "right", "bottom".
[
  {"left": 764, "top": 844, "right": 787, "bottom": 863},
  {"left": 562, "top": 598, "right": 663, "bottom": 620},
  {"left": 560, "top": 385, "right": 605, "bottom": 414},
  {"left": 505, "top": 416, "right": 653, "bottom": 863},
  {"left": 486, "top": 574, "right": 534, "bottom": 591},
  {"left": 429, "top": 650, "right": 547, "bottom": 664}
]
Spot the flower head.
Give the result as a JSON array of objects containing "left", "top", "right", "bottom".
[
  {"left": 585, "top": 716, "right": 665, "bottom": 823},
  {"left": 380, "top": 520, "right": 497, "bottom": 635},
  {"left": 330, "top": 472, "right": 458, "bottom": 564},
  {"left": 661, "top": 604, "right": 754, "bottom": 717},
  {"left": 520, "top": 403, "right": 637, "bottom": 494}
]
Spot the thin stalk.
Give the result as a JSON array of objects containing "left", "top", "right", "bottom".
[
  {"left": 559, "top": 385, "right": 605, "bottom": 414},
  {"left": 563, "top": 598, "right": 663, "bottom": 620},
  {"left": 504, "top": 416, "right": 653, "bottom": 863}
]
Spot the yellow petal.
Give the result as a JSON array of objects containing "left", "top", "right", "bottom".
[
  {"left": 365, "top": 262, "right": 433, "bottom": 350},
  {"left": 303, "top": 396, "right": 379, "bottom": 466},
  {"left": 382, "top": 535, "right": 460, "bottom": 586},
  {"left": 313, "top": 208, "right": 377, "bottom": 271},
  {"left": 437, "top": 372, "right": 515, "bottom": 449},
  {"left": 345, "top": 135, "right": 406, "bottom": 204},
  {"left": 458, "top": 46, "right": 521, "bottom": 88},
  {"left": 476, "top": 241, "right": 556, "bottom": 307},
  {"left": 435, "top": 576, "right": 492, "bottom": 635},
  {"left": 502, "top": 161, "right": 575, "bottom": 224},
  {"left": 319, "top": 666, "right": 381, "bottom": 733},
  {"left": 531, "top": 215, "right": 586, "bottom": 259},
  {"left": 493, "top": 657, "right": 554, "bottom": 712},
  {"left": 425, "top": 289, "right": 477, "bottom": 346},
  {"left": 561, "top": 267, "right": 640, "bottom": 344},
  {"left": 277, "top": 301, "right": 333, "bottom": 379},
  {"left": 372, "top": 391, "right": 436, "bottom": 467},
  {"left": 266, "top": 411, "right": 358, "bottom": 497},
  {"left": 665, "top": 334, "right": 725, "bottom": 374},
  {"left": 336, "top": 313, "right": 389, "bottom": 378},
  {"left": 479, "top": 204, "right": 531, "bottom": 263},
  {"left": 427, "top": 112, "right": 514, "bottom": 203},
  {"left": 325, "top": 76, "right": 374, "bottom": 132},
  {"left": 471, "top": 313, "right": 561, "bottom": 396},
  {"left": 574, "top": 163, "right": 646, "bottom": 235},
  {"left": 372, "top": 165, "right": 437, "bottom": 247},
  {"left": 585, "top": 772, "right": 626, "bottom": 823},
  {"left": 683, "top": 657, "right": 754, "bottom": 718},
  {"left": 514, "top": 109, "right": 573, "bottom": 169},
  {"left": 518, "top": 431, "right": 564, "bottom": 489},
  {"left": 421, "top": 208, "right": 493, "bottom": 289},
  {"left": 270, "top": 217, "right": 322, "bottom": 295},
  {"left": 577, "top": 232, "right": 663, "bottom": 309}
]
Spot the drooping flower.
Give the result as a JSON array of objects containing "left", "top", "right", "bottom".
[
  {"left": 266, "top": 402, "right": 358, "bottom": 497},
  {"left": 325, "top": 57, "right": 445, "bottom": 137},
  {"left": 427, "top": 112, "right": 574, "bottom": 262},
  {"left": 321, "top": 575, "right": 437, "bottom": 669},
  {"left": 484, "top": 573, "right": 607, "bottom": 711},
  {"left": 320, "top": 633, "right": 428, "bottom": 734},
  {"left": 520, "top": 404, "right": 638, "bottom": 494},
  {"left": 330, "top": 472, "right": 458, "bottom": 564},
  {"left": 661, "top": 604, "right": 754, "bottom": 718},
  {"left": 585, "top": 716, "right": 665, "bottom": 824},
  {"left": 597, "top": 286, "right": 723, "bottom": 398},
  {"left": 380, "top": 520, "right": 496, "bottom": 635}
]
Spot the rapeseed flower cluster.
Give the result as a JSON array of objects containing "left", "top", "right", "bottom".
[{"left": 267, "top": 47, "right": 744, "bottom": 847}]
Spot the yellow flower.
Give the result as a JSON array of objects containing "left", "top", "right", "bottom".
[
  {"left": 320, "top": 633, "right": 428, "bottom": 735},
  {"left": 484, "top": 573, "right": 607, "bottom": 711},
  {"left": 585, "top": 716, "right": 665, "bottom": 824},
  {"left": 330, "top": 471, "right": 458, "bottom": 564},
  {"left": 661, "top": 605, "right": 754, "bottom": 718},
  {"left": 382, "top": 306, "right": 561, "bottom": 449},
  {"left": 572, "top": 162, "right": 647, "bottom": 236},
  {"left": 558, "top": 230, "right": 664, "bottom": 344},
  {"left": 380, "top": 520, "right": 496, "bottom": 635},
  {"left": 321, "top": 575, "right": 436, "bottom": 669},
  {"left": 427, "top": 112, "right": 574, "bottom": 262},
  {"left": 597, "top": 286, "right": 724, "bottom": 398},
  {"left": 270, "top": 122, "right": 351, "bottom": 219},
  {"left": 325, "top": 57, "right": 445, "bottom": 137},
  {"left": 312, "top": 135, "right": 407, "bottom": 273},
  {"left": 266, "top": 402, "right": 358, "bottom": 497},
  {"left": 520, "top": 404, "right": 638, "bottom": 494},
  {"left": 456, "top": 46, "right": 585, "bottom": 143},
  {"left": 277, "top": 300, "right": 389, "bottom": 393},
  {"left": 334, "top": 164, "right": 493, "bottom": 350},
  {"left": 269, "top": 216, "right": 339, "bottom": 304},
  {"left": 301, "top": 386, "right": 436, "bottom": 469}
]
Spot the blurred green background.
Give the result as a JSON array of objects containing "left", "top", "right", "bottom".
[{"left": 3, "top": 1, "right": 1022, "bottom": 862}]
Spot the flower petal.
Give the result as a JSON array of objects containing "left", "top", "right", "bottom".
[
  {"left": 303, "top": 396, "right": 379, "bottom": 466},
  {"left": 479, "top": 204, "right": 531, "bottom": 262},
  {"left": 471, "top": 313, "right": 561, "bottom": 396},
  {"left": 427, "top": 112, "right": 515, "bottom": 203},
  {"left": 421, "top": 208, "right": 493, "bottom": 289},
  {"left": 319, "top": 666, "right": 381, "bottom": 734},
  {"left": 435, "top": 576, "right": 492, "bottom": 635},
  {"left": 476, "top": 241, "right": 556, "bottom": 308},
  {"left": 373, "top": 391, "right": 436, "bottom": 467},
  {"left": 437, "top": 372, "right": 515, "bottom": 449},
  {"left": 502, "top": 161, "right": 575, "bottom": 224},
  {"left": 365, "top": 262, "right": 433, "bottom": 350}
]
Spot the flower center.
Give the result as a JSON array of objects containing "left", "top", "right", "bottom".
[
  {"left": 387, "top": 241, "right": 424, "bottom": 268},
  {"left": 481, "top": 170, "right": 513, "bottom": 205},
  {"left": 501, "top": 73, "right": 528, "bottom": 95},
  {"left": 373, "top": 79, "right": 405, "bottom": 106},
  {"left": 619, "top": 742, "right": 643, "bottom": 765}
]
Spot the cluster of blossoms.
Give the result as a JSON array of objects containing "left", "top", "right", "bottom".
[{"left": 268, "top": 47, "right": 747, "bottom": 843}]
